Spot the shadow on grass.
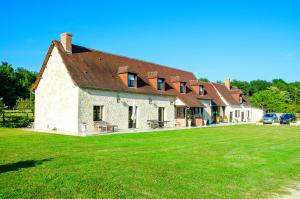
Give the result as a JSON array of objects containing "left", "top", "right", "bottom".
[{"left": 0, "top": 158, "right": 53, "bottom": 174}]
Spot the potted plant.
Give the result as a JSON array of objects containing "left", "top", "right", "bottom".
[
  {"left": 223, "top": 116, "right": 228, "bottom": 123},
  {"left": 203, "top": 116, "right": 208, "bottom": 126},
  {"left": 188, "top": 118, "right": 192, "bottom": 128},
  {"left": 216, "top": 116, "right": 220, "bottom": 123},
  {"left": 219, "top": 116, "right": 223, "bottom": 123}
]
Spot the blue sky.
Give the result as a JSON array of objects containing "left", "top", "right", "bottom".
[{"left": 1, "top": 0, "right": 299, "bottom": 82}]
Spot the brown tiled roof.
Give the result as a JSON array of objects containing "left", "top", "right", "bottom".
[
  {"left": 178, "top": 94, "right": 204, "bottom": 107},
  {"left": 195, "top": 81, "right": 212, "bottom": 100},
  {"left": 34, "top": 40, "right": 205, "bottom": 107},
  {"left": 212, "top": 83, "right": 240, "bottom": 105},
  {"left": 230, "top": 88, "right": 242, "bottom": 94},
  {"left": 212, "top": 83, "right": 241, "bottom": 105},
  {"left": 201, "top": 82, "right": 226, "bottom": 106},
  {"left": 229, "top": 88, "right": 251, "bottom": 106}
]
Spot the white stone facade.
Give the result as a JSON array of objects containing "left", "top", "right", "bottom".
[
  {"left": 224, "top": 105, "right": 252, "bottom": 122},
  {"left": 199, "top": 99, "right": 212, "bottom": 121},
  {"left": 34, "top": 46, "right": 79, "bottom": 134},
  {"left": 250, "top": 107, "right": 264, "bottom": 122}
]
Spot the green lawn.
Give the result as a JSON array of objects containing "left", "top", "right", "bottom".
[{"left": 0, "top": 125, "right": 300, "bottom": 198}]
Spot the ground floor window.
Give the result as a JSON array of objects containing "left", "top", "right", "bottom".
[
  {"left": 230, "top": 112, "right": 233, "bottom": 122},
  {"left": 190, "top": 107, "right": 203, "bottom": 118},
  {"left": 93, "top": 105, "right": 103, "bottom": 121},
  {"left": 128, "top": 106, "right": 138, "bottom": 128},
  {"left": 235, "top": 110, "right": 240, "bottom": 118},
  {"left": 176, "top": 107, "right": 186, "bottom": 118}
]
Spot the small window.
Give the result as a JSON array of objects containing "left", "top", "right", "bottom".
[
  {"left": 240, "top": 95, "right": 243, "bottom": 103},
  {"left": 157, "top": 78, "right": 164, "bottom": 91},
  {"left": 235, "top": 110, "right": 240, "bottom": 118},
  {"left": 93, "top": 106, "right": 103, "bottom": 121},
  {"left": 199, "top": 85, "right": 204, "bottom": 95},
  {"left": 180, "top": 82, "right": 185, "bottom": 93},
  {"left": 176, "top": 107, "right": 186, "bottom": 118},
  {"left": 128, "top": 73, "right": 136, "bottom": 87}
]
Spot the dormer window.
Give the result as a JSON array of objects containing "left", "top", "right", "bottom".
[
  {"left": 240, "top": 95, "right": 243, "bottom": 103},
  {"left": 180, "top": 82, "right": 185, "bottom": 93},
  {"left": 157, "top": 78, "right": 164, "bottom": 91},
  {"left": 128, "top": 73, "right": 136, "bottom": 87},
  {"left": 199, "top": 85, "right": 204, "bottom": 95}
]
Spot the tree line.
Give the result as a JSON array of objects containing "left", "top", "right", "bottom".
[
  {"left": 199, "top": 77, "right": 300, "bottom": 113},
  {"left": 0, "top": 61, "right": 37, "bottom": 110}
]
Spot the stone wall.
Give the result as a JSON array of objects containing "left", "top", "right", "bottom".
[
  {"left": 34, "top": 46, "right": 79, "bottom": 134},
  {"left": 225, "top": 105, "right": 252, "bottom": 122},
  {"left": 78, "top": 88, "right": 176, "bottom": 132}
]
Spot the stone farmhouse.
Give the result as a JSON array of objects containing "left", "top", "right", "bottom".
[{"left": 33, "top": 33, "right": 260, "bottom": 135}]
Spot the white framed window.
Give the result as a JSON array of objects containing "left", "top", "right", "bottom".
[
  {"left": 180, "top": 82, "right": 185, "bottom": 93},
  {"left": 128, "top": 73, "right": 136, "bottom": 87},
  {"left": 157, "top": 78, "right": 164, "bottom": 91},
  {"left": 199, "top": 85, "right": 204, "bottom": 95},
  {"left": 235, "top": 110, "right": 240, "bottom": 118}
]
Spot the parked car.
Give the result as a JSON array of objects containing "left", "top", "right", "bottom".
[
  {"left": 280, "top": 113, "right": 296, "bottom": 125},
  {"left": 262, "top": 113, "right": 278, "bottom": 124}
]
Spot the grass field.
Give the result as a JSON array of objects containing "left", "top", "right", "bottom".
[{"left": 0, "top": 125, "right": 300, "bottom": 198}]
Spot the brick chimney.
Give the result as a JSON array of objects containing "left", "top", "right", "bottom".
[
  {"left": 60, "top": 32, "right": 72, "bottom": 53},
  {"left": 225, "top": 78, "right": 231, "bottom": 90}
]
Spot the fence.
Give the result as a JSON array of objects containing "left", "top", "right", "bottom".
[{"left": 0, "top": 110, "right": 34, "bottom": 127}]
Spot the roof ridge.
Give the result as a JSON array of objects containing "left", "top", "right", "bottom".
[
  {"left": 211, "top": 82, "right": 226, "bottom": 86},
  {"left": 210, "top": 82, "right": 228, "bottom": 105},
  {"left": 68, "top": 42, "right": 196, "bottom": 76}
]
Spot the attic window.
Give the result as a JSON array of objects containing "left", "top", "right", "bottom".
[
  {"left": 199, "top": 85, "right": 204, "bottom": 95},
  {"left": 240, "top": 95, "right": 243, "bottom": 104},
  {"left": 180, "top": 82, "right": 185, "bottom": 93},
  {"left": 157, "top": 78, "right": 164, "bottom": 91},
  {"left": 128, "top": 73, "right": 136, "bottom": 87}
]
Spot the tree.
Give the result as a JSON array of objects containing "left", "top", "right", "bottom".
[
  {"left": 15, "top": 98, "right": 34, "bottom": 113},
  {"left": 198, "top": 77, "right": 210, "bottom": 82},
  {"left": 0, "top": 62, "right": 17, "bottom": 107},
  {"left": 231, "top": 80, "right": 251, "bottom": 96},
  {"left": 0, "top": 61, "right": 37, "bottom": 107},
  {"left": 249, "top": 87, "right": 295, "bottom": 113},
  {"left": 249, "top": 80, "right": 272, "bottom": 95},
  {"left": 0, "top": 98, "right": 7, "bottom": 113}
]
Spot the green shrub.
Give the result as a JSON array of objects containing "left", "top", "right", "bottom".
[{"left": 0, "top": 116, "right": 32, "bottom": 128}]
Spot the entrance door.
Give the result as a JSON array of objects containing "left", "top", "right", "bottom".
[
  {"left": 229, "top": 112, "right": 233, "bottom": 123},
  {"left": 158, "top": 107, "right": 165, "bottom": 127},
  {"left": 212, "top": 106, "right": 218, "bottom": 123},
  {"left": 128, "top": 106, "right": 137, "bottom": 128},
  {"left": 241, "top": 112, "right": 244, "bottom": 122}
]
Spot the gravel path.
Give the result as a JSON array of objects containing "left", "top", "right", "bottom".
[{"left": 276, "top": 183, "right": 300, "bottom": 199}]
